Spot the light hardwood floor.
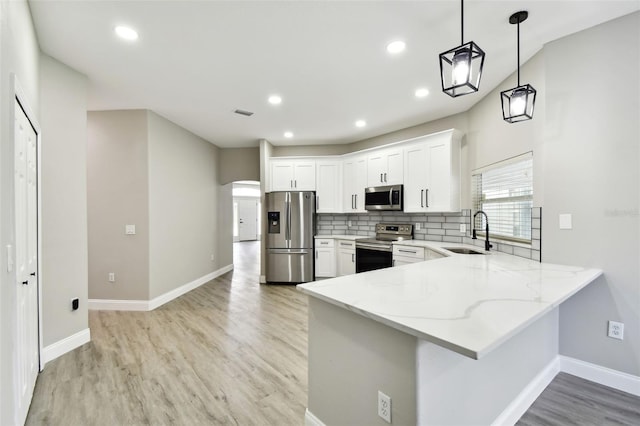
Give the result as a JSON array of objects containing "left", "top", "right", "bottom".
[
  {"left": 27, "top": 241, "right": 640, "bottom": 425},
  {"left": 27, "top": 241, "right": 308, "bottom": 425}
]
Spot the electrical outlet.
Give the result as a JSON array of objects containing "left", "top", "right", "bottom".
[
  {"left": 415, "top": 222, "right": 421, "bottom": 231},
  {"left": 460, "top": 223, "right": 466, "bottom": 233},
  {"left": 608, "top": 321, "right": 624, "bottom": 340},
  {"left": 210, "top": 254, "right": 215, "bottom": 261},
  {"left": 348, "top": 220, "right": 352, "bottom": 227},
  {"left": 378, "top": 391, "right": 391, "bottom": 423},
  {"left": 108, "top": 272, "right": 115, "bottom": 282}
]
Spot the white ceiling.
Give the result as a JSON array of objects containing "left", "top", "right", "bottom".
[{"left": 29, "top": 1, "right": 639, "bottom": 148}]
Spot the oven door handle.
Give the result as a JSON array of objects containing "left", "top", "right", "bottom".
[{"left": 356, "top": 243, "right": 392, "bottom": 252}]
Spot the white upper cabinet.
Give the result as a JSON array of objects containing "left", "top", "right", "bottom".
[
  {"left": 343, "top": 154, "right": 367, "bottom": 213},
  {"left": 403, "top": 130, "right": 462, "bottom": 213},
  {"left": 315, "top": 160, "right": 342, "bottom": 213},
  {"left": 367, "top": 148, "right": 403, "bottom": 186},
  {"left": 270, "top": 159, "right": 316, "bottom": 191}
]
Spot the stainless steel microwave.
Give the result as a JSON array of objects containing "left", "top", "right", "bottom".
[{"left": 364, "top": 185, "right": 403, "bottom": 211}]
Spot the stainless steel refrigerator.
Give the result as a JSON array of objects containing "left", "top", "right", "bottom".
[{"left": 265, "top": 191, "right": 315, "bottom": 283}]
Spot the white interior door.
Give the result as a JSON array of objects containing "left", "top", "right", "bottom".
[
  {"left": 237, "top": 199, "right": 258, "bottom": 241},
  {"left": 14, "top": 99, "right": 39, "bottom": 426}
]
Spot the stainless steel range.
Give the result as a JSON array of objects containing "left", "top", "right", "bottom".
[{"left": 355, "top": 223, "right": 413, "bottom": 273}]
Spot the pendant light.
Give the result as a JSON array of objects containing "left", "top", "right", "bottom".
[
  {"left": 439, "top": 0, "right": 486, "bottom": 97},
  {"left": 501, "top": 11, "right": 537, "bottom": 123}
]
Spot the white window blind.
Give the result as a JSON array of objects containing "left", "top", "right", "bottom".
[{"left": 472, "top": 153, "right": 533, "bottom": 243}]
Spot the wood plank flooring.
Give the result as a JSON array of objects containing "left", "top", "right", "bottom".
[
  {"left": 517, "top": 372, "right": 640, "bottom": 426},
  {"left": 26, "top": 241, "right": 640, "bottom": 425},
  {"left": 26, "top": 241, "right": 309, "bottom": 425}
]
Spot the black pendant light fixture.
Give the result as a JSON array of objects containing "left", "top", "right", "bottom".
[
  {"left": 501, "top": 11, "right": 537, "bottom": 123},
  {"left": 439, "top": 0, "right": 486, "bottom": 97}
]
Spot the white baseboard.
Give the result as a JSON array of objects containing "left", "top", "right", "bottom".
[
  {"left": 492, "top": 358, "right": 560, "bottom": 426},
  {"left": 89, "top": 264, "right": 233, "bottom": 311},
  {"left": 559, "top": 355, "right": 640, "bottom": 396},
  {"left": 88, "top": 299, "right": 149, "bottom": 311},
  {"left": 148, "top": 264, "right": 233, "bottom": 310},
  {"left": 42, "top": 328, "right": 91, "bottom": 364},
  {"left": 260, "top": 275, "right": 266, "bottom": 284},
  {"left": 304, "top": 409, "right": 326, "bottom": 426}
]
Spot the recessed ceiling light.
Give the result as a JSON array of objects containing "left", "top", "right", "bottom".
[
  {"left": 386, "top": 40, "right": 406, "bottom": 54},
  {"left": 284, "top": 131, "right": 293, "bottom": 138},
  {"left": 355, "top": 120, "right": 367, "bottom": 128},
  {"left": 415, "top": 88, "right": 430, "bottom": 98},
  {"left": 268, "top": 95, "right": 282, "bottom": 105},
  {"left": 114, "top": 26, "right": 139, "bottom": 41}
]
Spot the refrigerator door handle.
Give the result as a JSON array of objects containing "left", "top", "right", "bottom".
[{"left": 287, "top": 195, "right": 292, "bottom": 247}]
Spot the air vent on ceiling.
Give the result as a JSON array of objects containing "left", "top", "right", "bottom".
[{"left": 234, "top": 109, "right": 254, "bottom": 117}]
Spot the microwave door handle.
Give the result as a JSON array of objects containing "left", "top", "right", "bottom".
[{"left": 389, "top": 189, "right": 393, "bottom": 207}]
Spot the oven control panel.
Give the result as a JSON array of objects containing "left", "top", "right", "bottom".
[{"left": 375, "top": 223, "right": 413, "bottom": 238}]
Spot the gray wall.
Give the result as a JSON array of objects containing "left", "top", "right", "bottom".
[
  {"left": 147, "top": 111, "right": 222, "bottom": 299},
  {"left": 219, "top": 147, "right": 260, "bottom": 184},
  {"left": 87, "top": 110, "right": 150, "bottom": 300},
  {"left": 217, "top": 183, "right": 234, "bottom": 267},
  {"left": 40, "top": 54, "right": 89, "bottom": 345},
  {"left": 0, "top": 1, "right": 41, "bottom": 423},
  {"left": 308, "top": 298, "right": 417, "bottom": 426},
  {"left": 543, "top": 13, "right": 639, "bottom": 375}
]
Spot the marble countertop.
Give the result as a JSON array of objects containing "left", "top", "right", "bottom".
[{"left": 298, "top": 251, "right": 602, "bottom": 359}]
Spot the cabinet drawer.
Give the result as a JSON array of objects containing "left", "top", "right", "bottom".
[
  {"left": 336, "top": 240, "right": 355, "bottom": 250},
  {"left": 316, "top": 238, "right": 334, "bottom": 248},
  {"left": 392, "top": 245, "right": 425, "bottom": 260}
]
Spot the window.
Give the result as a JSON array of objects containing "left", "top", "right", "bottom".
[{"left": 472, "top": 153, "right": 533, "bottom": 243}]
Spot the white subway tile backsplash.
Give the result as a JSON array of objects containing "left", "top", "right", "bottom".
[{"left": 316, "top": 206, "right": 542, "bottom": 262}]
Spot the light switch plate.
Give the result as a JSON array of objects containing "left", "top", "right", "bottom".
[
  {"left": 559, "top": 214, "right": 572, "bottom": 230},
  {"left": 125, "top": 224, "right": 136, "bottom": 235}
]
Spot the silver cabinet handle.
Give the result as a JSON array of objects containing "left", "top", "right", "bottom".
[
  {"left": 352, "top": 194, "right": 355, "bottom": 210},
  {"left": 384, "top": 172, "right": 387, "bottom": 182},
  {"left": 340, "top": 242, "right": 351, "bottom": 246},
  {"left": 351, "top": 253, "right": 355, "bottom": 263},
  {"left": 290, "top": 180, "right": 293, "bottom": 188},
  {"left": 294, "top": 180, "right": 297, "bottom": 188},
  {"left": 315, "top": 250, "right": 318, "bottom": 259},
  {"left": 354, "top": 194, "right": 357, "bottom": 209},
  {"left": 380, "top": 173, "right": 383, "bottom": 182},
  {"left": 320, "top": 241, "right": 329, "bottom": 245},
  {"left": 426, "top": 188, "right": 429, "bottom": 207},
  {"left": 421, "top": 189, "right": 424, "bottom": 208},
  {"left": 316, "top": 195, "right": 319, "bottom": 210},
  {"left": 398, "top": 249, "right": 417, "bottom": 254}
]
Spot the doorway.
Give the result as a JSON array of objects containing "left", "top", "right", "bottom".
[
  {"left": 13, "top": 90, "right": 41, "bottom": 426},
  {"left": 237, "top": 198, "right": 258, "bottom": 241},
  {"left": 232, "top": 181, "right": 261, "bottom": 242}
]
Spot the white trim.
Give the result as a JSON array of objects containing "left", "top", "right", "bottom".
[
  {"left": 42, "top": 328, "right": 91, "bottom": 364},
  {"left": 88, "top": 264, "right": 234, "bottom": 311},
  {"left": 88, "top": 299, "right": 149, "bottom": 311},
  {"left": 559, "top": 355, "right": 640, "bottom": 397},
  {"left": 304, "top": 409, "right": 326, "bottom": 426},
  {"left": 148, "top": 264, "right": 233, "bottom": 310},
  {"left": 492, "top": 358, "right": 560, "bottom": 426},
  {"left": 260, "top": 274, "right": 266, "bottom": 284}
]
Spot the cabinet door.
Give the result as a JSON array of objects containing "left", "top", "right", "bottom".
[
  {"left": 425, "top": 140, "right": 453, "bottom": 211},
  {"left": 337, "top": 248, "right": 355, "bottom": 276},
  {"left": 315, "top": 247, "right": 336, "bottom": 277},
  {"left": 271, "top": 161, "right": 294, "bottom": 191},
  {"left": 393, "top": 257, "right": 417, "bottom": 267},
  {"left": 367, "top": 153, "right": 386, "bottom": 186},
  {"left": 293, "top": 161, "right": 316, "bottom": 190},
  {"left": 343, "top": 156, "right": 367, "bottom": 213},
  {"left": 403, "top": 144, "right": 428, "bottom": 212},
  {"left": 316, "top": 162, "right": 341, "bottom": 213},
  {"left": 384, "top": 148, "right": 403, "bottom": 185}
]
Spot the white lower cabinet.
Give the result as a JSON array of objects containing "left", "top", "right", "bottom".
[
  {"left": 392, "top": 245, "right": 445, "bottom": 266},
  {"left": 336, "top": 240, "right": 356, "bottom": 276},
  {"left": 315, "top": 238, "right": 336, "bottom": 278},
  {"left": 393, "top": 245, "right": 425, "bottom": 266}
]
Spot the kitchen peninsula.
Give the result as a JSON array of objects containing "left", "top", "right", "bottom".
[{"left": 298, "top": 247, "right": 602, "bottom": 425}]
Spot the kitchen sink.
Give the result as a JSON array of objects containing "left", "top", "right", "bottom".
[{"left": 444, "top": 247, "right": 486, "bottom": 255}]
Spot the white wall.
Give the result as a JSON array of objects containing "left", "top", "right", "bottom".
[
  {"left": 39, "top": 54, "right": 89, "bottom": 346},
  {"left": 0, "top": 0, "right": 40, "bottom": 423},
  {"left": 543, "top": 13, "right": 639, "bottom": 376},
  {"left": 147, "top": 111, "right": 223, "bottom": 299}
]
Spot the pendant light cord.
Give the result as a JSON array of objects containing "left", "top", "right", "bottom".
[
  {"left": 517, "top": 19, "right": 521, "bottom": 86},
  {"left": 461, "top": 0, "right": 464, "bottom": 45}
]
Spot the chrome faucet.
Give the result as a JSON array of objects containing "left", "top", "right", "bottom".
[{"left": 472, "top": 210, "right": 493, "bottom": 251}]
